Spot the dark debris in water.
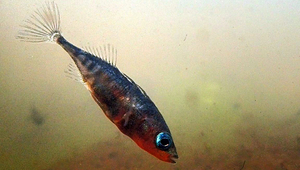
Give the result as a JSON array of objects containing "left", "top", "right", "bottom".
[
  {"left": 185, "top": 90, "right": 199, "bottom": 108},
  {"left": 30, "top": 106, "right": 45, "bottom": 126},
  {"left": 232, "top": 102, "right": 241, "bottom": 109},
  {"left": 108, "top": 152, "right": 118, "bottom": 159}
]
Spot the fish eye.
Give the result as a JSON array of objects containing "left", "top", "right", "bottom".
[{"left": 155, "top": 132, "right": 173, "bottom": 150}]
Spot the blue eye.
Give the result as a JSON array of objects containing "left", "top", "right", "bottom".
[{"left": 156, "top": 132, "right": 173, "bottom": 150}]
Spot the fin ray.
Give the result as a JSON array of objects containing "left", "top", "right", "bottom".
[
  {"left": 83, "top": 44, "right": 117, "bottom": 66},
  {"left": 17, "top": 1, "right": 61, "bottom": 43},
  {"left": 64, "top": 63, "right": 84, "bottom": 83}
]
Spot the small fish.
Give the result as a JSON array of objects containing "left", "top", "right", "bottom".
[{"left": 17, "top": 2, "right": 178, "bottom": 163}]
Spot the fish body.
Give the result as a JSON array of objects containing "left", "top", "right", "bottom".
[{"left": 18, "top": 2, "right": 178, "bottom": 163}]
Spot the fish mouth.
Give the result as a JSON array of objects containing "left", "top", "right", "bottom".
[{"left": 169, "top": 154, "right": 179, "bottom": 163}]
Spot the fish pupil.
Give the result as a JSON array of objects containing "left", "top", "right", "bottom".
[{"left": 161, "top": 139, "right": 170, "bottom": 146}]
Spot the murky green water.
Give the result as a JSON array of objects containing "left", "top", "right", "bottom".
[{"left": 1, "top": 0, "right": 300, "bottom": 169}]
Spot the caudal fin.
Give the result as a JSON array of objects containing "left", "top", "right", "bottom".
[{"left": 17, "top": 1, "right": 62, "bottom": 43}]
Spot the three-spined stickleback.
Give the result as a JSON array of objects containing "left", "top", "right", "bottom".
[{"left": 17, "top": 2, "right": 178, "bottom": 163}]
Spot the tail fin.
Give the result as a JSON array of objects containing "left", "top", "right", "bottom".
[{"left": 17, "top": 1, "right": 62, "bottom": 43}]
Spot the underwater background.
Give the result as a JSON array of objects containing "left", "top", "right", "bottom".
[{"left": 1, "top": 0, "right": 300, "bottom": 169}]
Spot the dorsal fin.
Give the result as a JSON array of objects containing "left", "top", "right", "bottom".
[{"left": 83, "top": 44, "right": 117, "bottom": 66}]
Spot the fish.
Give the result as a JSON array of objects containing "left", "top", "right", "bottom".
[{"left": 17, "top": 2, "right": 178, "bottom": 163}]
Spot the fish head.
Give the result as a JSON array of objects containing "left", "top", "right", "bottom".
[{"left": 130, "top": 117, "right": 178, "bottom": 163}]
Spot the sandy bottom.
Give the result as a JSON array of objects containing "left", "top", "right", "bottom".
[{"left": 48, "top": 133, "right": 300, "bottom": 170}]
